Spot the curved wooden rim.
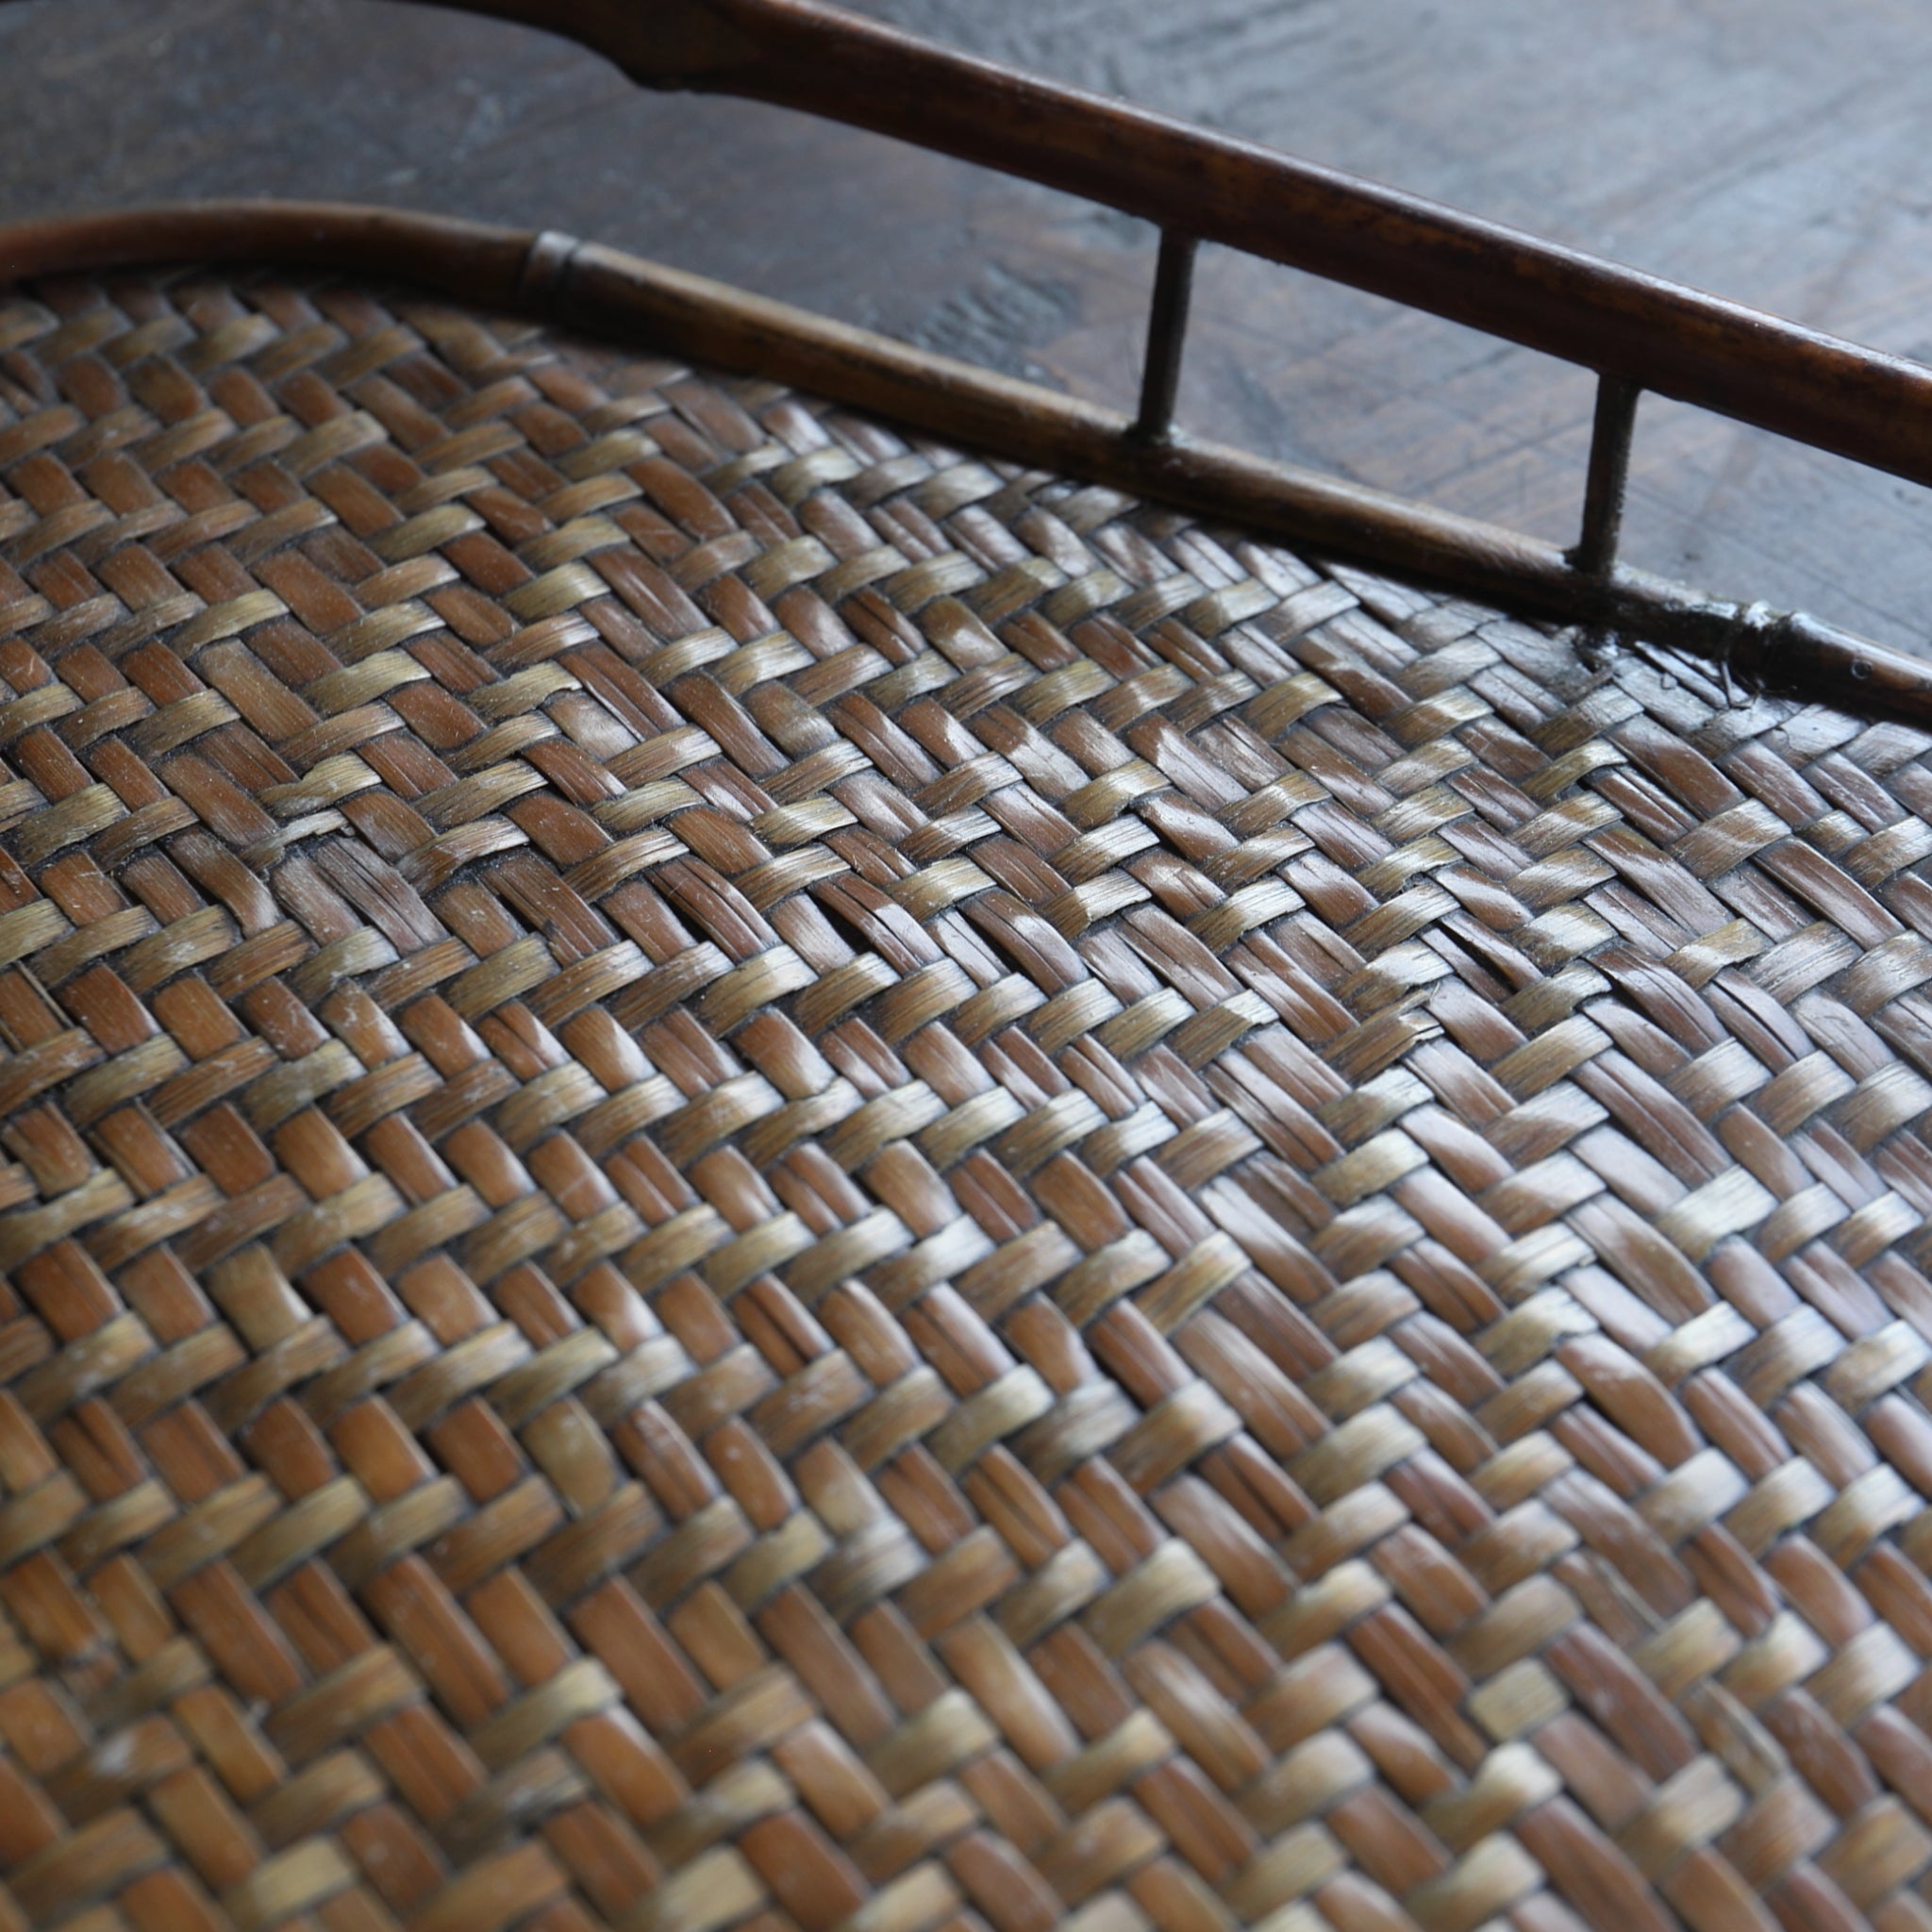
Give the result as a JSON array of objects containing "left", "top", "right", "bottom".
[
  {"left": 0, "top": 199, "right": 1920, "bottom": 723},
  {"left": 0, "top": 203, "right": 536, "bottom": 302}
]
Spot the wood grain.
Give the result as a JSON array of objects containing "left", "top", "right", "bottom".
[{"left": 0, "top": 0, "right": 1929, "bottom": 652}]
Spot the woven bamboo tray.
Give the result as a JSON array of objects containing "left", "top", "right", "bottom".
[{"left": 2, "top": 8, "right": 1932, "bottom": 1932}]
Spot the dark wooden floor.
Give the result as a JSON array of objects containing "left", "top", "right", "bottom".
[{"left": 2, "top": 0, "right": 1931, "bottom": 650}]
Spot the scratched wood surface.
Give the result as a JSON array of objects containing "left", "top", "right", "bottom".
[{"left": 0, "top": 0, "right": 1929, "bottom": 652}]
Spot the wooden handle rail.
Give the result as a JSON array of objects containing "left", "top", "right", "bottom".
[{"left": 408, "top": 0, "right": 1932, "bottom": 497}]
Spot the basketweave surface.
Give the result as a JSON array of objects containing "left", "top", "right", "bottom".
[{"left": 4, "top": 75, "right": 1932, "bottom": 1932}]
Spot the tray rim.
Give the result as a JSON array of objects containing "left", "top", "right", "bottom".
[{"left": 0, "top": 198, "right": 1907, "bottom": 722}]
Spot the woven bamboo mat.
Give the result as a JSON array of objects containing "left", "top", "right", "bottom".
[{"left": 0, "top": 262, "right": 1929, "bottom": 1932}]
